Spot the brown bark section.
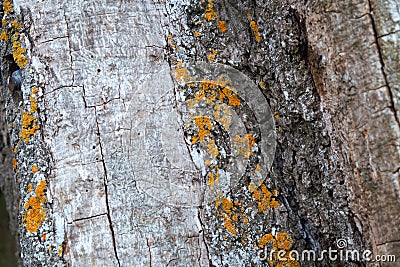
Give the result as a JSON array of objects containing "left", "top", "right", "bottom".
[{"left": 296, "top": 0, "right": 400, "bottom": 265}]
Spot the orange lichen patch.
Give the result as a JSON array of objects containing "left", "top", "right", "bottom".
[
  {"left": 11, "top": 20, "right": 21, "bottom": 29},
  {"left": 233, "top": 134, "right": 255, "bottom": 158},
  {"left": 247, "top": 11, "right": 251, "bottom": 21},
  {"left": 221, "top": 197, "right": 233, "bottom": 215},
  {"left": 215, "top": 197, "right": 251, "bottom": 236},
  {"left": 194, "top": 31, "right": 201, "bottom": 37},
  {"left": 274, "top": 112, "right": 280, "bottom": 119},
  {"left": 219, "top": 86, "right": 240, "bottom": 106},
  {"left": 207, "top": 49, "right": 217, "bottom": 62},
  {"left": 27, "top": 184, "right": 33, "bottom": 193},
  {"left": 30, "top": 96, "right": 38, "bottom": 114},
  {"left": 223, "top": 218, "right": 237, "bottom": 235},
  {"left": 12, "top": 158, "right": 17, "bottom": 169},
  {"left": 168, "top": 34, "right": 176, "bottom": 49},
  {"left": 276, "top": 232, "right": 293, "bottom": 251},
  {"left": 213, "top": 103, "right": 232, "bottom": 130},
  {"left": 31, "top": 165, "right": 39, "bottom": 174},
  {"left": 2, "top": 19, "right": 7, "bottom": 26},
  {"left": 0, "top": 29, "right": 8, "bottom": 42},
  {"left": 206, "top": 139, "right": 219, "bottom": 158},
  {"left": 20, "top": 111, "right": 40, "bottom": 142},
  {"left": 191, "top": 135, "right": 199, "bottom": 144},
  {"left": 31, "top": 86, "right": 38, "bottom": 94},
  {"left": 207, "top": 171, "right": 220, "bottom": 189},
  {"left": 250, "top": 21, "right": 261, "bottom": 42},
  {"left": 259, "top": 81, "right": 266, "bottom": 89},
  {"left": 218, "top": 20, "right": 227, "bottom": 32},
  {"left": 12, "top": 41, "right": 28, "bottom": 68},
  {"left": 57, "top": 246, "right": 63, "bottom": 256},
  {"left": 173, "top": 62, "right": 193, "bottom": 85},
  {"left": 248, "top": 183, "right": 280, "bottom": 212},
  {"left": 205, "top": 0, "right": 217, "bottom": 21},
  {"left": 193, "top": 116, "right": 213, "bottom": 142},
  {"left": 35, "top": 180, "right": 47, "bottom": 202},
  {"left": 258, "top": 233, "right": 275, "bottom": 249},
  {"left": 23, "top": 180, "right": 47, "bottom": 233},
  {"left": 3, "top": 0, "right": 12, "bottom": 14},
  {"left": 258, "top": 232, "right": 299, "bottom": 267}
]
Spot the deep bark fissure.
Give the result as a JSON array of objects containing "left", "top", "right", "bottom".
[
  {"left": 367, "top": 0, "right": 400, "bottom": 128},
  {"left": 197, "top": 208, "right": 213, "bottom": 267},
  {"left": 146, "top": 237, "right": 152, "bottom": 267},
  {"left": 93, "top": 106, "right": 121, "bottom": 267}
]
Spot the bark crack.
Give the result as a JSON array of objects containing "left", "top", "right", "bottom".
[
  {"left": 68, "top": 213, "right": 108, "bottom": 223},
  {"left": 367, "top": 0, "right": 400, "bottom": 128},
  {"left": 62, "top": 10, "right": 75, "bottom": 86},
  {"left": 94, "top": 106, "right": 121, "bottom": 267},
  {"left": 197, "top": 208, "right": 213, "bottom": 267},
  {"left": 146, "top": 238, "right": 152, "bottom": 267}
]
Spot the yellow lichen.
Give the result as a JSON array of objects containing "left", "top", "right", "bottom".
[
  {"left": 193, "top": 116, "right": 213, "bottom": 142},
  {"left": 250, "top": 21, "right": 261, "bottom": 42},
  {"left": 207, "top": 49, "right": 217, "bottom": 62},
  {"left": 42, "top": 233, "right": 47, "bottom": 241},
  {"left": 2, "top": 19, "right": 7, "bottom": 26},
  {"left": 213, "top": 103, "right": 232, "bottom": 130},
  {"left": 194, "top": 31, "right": 201, "bottom": 37},
  {"left": 23, "top": 180, "right": 47, "bottom": 233},
  {"left": 221, "top": 197, "right": 233, "bottom": 215},
  {"left": 274, "top": 112, "right": 280, "bottom": 119},
  {"left": 219, "top": 86, "right": 240, "bottom": 106},
  {"left": 57, "top": 246, "right": 63, "bottom": 256},
  {"left": 206, "top": 139, "right": 219, "bottom": 158},
  {"left": 12, "top": 158, "right": 17, "bottom": 169},
  {"left": 3, "top": 0, "right": 12, "bottom": 15},
  {"left": 30, "top": 96, "right": 38, "bottom": 114},
  {"left": 20, "top": 111, "right": 40, "bottom": 142},
  {"left": 173, "top": 62, "right": 193, "bottom": 86},
  {"left": 223, "top": 218, "right": 237, "bottom": 235},
  {"left": 218, "top": 20, "right": 227, "bottom": 33},
  {"left": 207, "top": 171, "right": 220, "bottom": 189},
  {"left": 168, "top": 34, "right": 176, "bottom": 49},
  {"left": 31, "top": 165, "right": 39, "bottom": 174},
  {"left": 258, "top": 232, "right": 299, "bottom": 267},
  {"left": 31, "top": 86, "right": 38, "bottom": 94},
  {"left": 248, "top": 183, "right": 280, "bottom": 213},
  {"left": 0, "top": 29, "right": 8, "bottom": 42},
  {"left": 234, "top": 134, "right": 255, "bottom": 158},
  {"left": 11, "top": 20, "right": 21, "bottom": 29},
  {"left": 27, "top": 184, "right": 33, "bottom": 193},
  {"left": 205, "top": 0, "right": 217, "bottom": 21},
  {"left": 12, "top": 41, "right": 28, "bottom": 68}
]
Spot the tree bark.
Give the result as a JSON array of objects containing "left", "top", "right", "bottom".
[{"left": 0, "top": 0, "right": 398, "bottom": 266}]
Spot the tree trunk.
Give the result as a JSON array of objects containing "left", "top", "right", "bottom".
[{"left": 0, "top": 0, "right": 398, "bottom": 266}]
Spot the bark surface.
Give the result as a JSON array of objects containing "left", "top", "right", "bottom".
[{"left": 0, "top": 0, "right": 398, "bottom": 266}]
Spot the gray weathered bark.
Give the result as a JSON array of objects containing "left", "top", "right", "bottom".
[{"left": 0, "top": 0, "right": 398, "bottom": 266}]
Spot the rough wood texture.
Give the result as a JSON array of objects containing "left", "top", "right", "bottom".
[{"left": 0, "top": 0, "right": 398, "bottom": 266}]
